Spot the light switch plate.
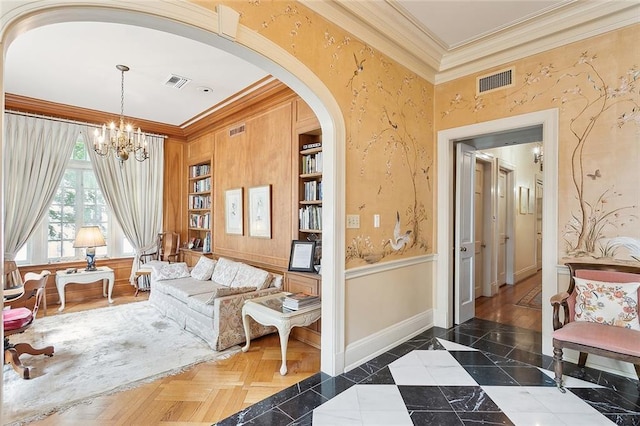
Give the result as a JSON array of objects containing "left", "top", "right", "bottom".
[{"left": 346, "top": 214, "right": 360, "bottom": 229}]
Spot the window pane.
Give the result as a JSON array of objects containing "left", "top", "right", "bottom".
[
  {"left": 48, "top": 241, "right": 61, "bottom": 259},
  {"left": 72, "top": 141, "right": 87, "bottom": 160},
  {"left": 15, "top": 246, "right": 27, "bottom": 262},
  {"left": 61, "top": 240, "right": 75, "bottom": 258},
  {"left": 122, "top": 238, "right": 134, "bottom": 254}
]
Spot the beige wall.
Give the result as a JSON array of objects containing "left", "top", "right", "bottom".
[{"left": 436, "top": 25, "right": 640, "bottom": 265}]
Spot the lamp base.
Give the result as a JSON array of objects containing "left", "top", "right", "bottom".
[{"left": 85, "top": 249, "right": 97, "bottom": 271}]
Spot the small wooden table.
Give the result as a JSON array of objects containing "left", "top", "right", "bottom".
[
  {"left": 133, "top": 268, "right": 152, "bottom": 296},
  {"left": 55, "top": 266, "right": 114, "bottom": 311},
  {"left": 241, "top": 293, "right": 321, "bottom": 375}
]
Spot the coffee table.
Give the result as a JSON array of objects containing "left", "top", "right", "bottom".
[{"left": 241, "top": 292, "right": 321, "bottom": 375}]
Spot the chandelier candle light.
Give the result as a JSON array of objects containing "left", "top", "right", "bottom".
[{"left": 93, "top": 65, "right": 149, "bottom": 163}]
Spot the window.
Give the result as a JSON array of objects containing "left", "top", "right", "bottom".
[{"left": 20, "top": 140, "right": 134, "bottom": 265}]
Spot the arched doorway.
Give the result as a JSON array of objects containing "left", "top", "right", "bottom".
[{"left": 0, "top": 2, "right": 346, "bottom": 380}]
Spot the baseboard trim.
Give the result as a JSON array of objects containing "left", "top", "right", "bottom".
[{"left": 344, "top": 309, "right": 433, "bottom": 372}]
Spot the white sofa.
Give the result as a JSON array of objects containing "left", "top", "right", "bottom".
[{"left": 147, "top": 256, "right": 282, "bottom": 351}]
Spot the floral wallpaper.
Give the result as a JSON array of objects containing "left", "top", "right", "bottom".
[
  {"left": 436, "top": 25, "right": 640, "bottom": 264},
  {"left": 214, "top": 0, "right": 435, "bottom": 268}
]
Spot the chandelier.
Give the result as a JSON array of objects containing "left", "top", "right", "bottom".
[{"left": 93, "top": 65, "right": 149, "bottom": 163}]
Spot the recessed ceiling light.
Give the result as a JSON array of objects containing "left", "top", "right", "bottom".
[{"left": 196, "top": 86, "right": 213, "bottom": 94}]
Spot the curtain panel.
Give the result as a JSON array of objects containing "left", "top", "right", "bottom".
[
  {"left": 82, "top": 127, "right": 164, "bottom": 284},
  {"left": 3, "top": 114, "right": 81, "bottom": 261}
]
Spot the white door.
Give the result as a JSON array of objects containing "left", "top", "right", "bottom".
[
  {"left": 497, "top": 168, "right": 507, "bottom": 286},
  {"left": 455, "top": 143, "right": 475, "bottom": 324},
  {"left": 474, "top": 162, "right": 484, "bottom": 299}
]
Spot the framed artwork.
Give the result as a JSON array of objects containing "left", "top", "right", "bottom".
[
  {"left": 249, "top": 185, "right": 271, "bottom": 238},
  {"left": 519, "top": 186, "right": 529, "bottom": 214},
  {"left": 288, "top": 240, "right": 316, "bottom": 272},
  {"left": 225, "top": 188, "right": 243, "bottom": 235}
]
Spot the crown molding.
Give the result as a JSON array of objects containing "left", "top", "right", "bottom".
[
  {"left": 303, "top": 0, "right": 639, "bottom": 86},
  {"left": 300, "top": 0, "right": 440, "bottom": 83},
  {"left": 436, "top": 1, "right": 640, "bottom": 83}
]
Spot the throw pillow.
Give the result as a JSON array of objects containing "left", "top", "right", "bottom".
[
  {"left": 153, "top": 262, "right": 190, "bottom": 281},
  {"left": 205, "top": 286, "right": 257, "bottom": 305},
  {"left": 190, "top": 256, "right": 217, "bottom": 281},
  {"left": 230, "top": 263, "right": 271, "bottom": 289},
  {"left": 574, "top": 277, "right": 640, "bottom": 330},
  {"left": 211, "top": 257, "right": 240, "bottom": 287}
]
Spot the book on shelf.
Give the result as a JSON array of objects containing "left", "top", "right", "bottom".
[
  {"left": 283, "top": 292, "right": 321, "bottom": 310},
  {"left": 302, "top": 142, "right": 322, "bottom": 150}
]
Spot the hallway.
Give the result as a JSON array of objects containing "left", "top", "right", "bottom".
[{"left": 475, "top": 270, "right": 542, "bottom": 332}]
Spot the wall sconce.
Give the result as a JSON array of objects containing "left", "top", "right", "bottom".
[{"left": 533, "top": 144, "right": 543, "bottom": 171}]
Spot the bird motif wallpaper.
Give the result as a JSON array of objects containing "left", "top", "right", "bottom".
[
  {"left": 229, "top": 0, "right": 435, "bottom": 268},
  {"left": 436, "top": 25, "right": 640, "bottom": 264}
]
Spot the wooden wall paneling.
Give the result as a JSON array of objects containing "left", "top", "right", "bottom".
[
  {"left": 163, "top": 137, "right": 186, "bottom": 237},
  {"left": 213, "top": 103, "right": 294, "bottom": 268},
  {"left": 295, "top": 97, "right": 320, "bottom": 130}
]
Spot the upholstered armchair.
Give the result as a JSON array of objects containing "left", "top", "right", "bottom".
[{"left": 550, "top": 262, "right": 640, "bottom": 392}]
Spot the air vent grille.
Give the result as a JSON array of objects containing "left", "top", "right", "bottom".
[
  {"left": 476, "top": 67, "right": 514, "bottom": 95},
  {"left": 229, "top": 124, "right": 245, "bottom": 137},
  {"left": 164, "top": 74, "right": 191, "bottom": 89}
]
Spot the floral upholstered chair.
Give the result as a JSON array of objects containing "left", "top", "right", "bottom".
[{"left": 550, "top": 262, "right": 640, "bottom": 392}]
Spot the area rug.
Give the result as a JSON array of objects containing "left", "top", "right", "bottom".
[
  {"left": 2, "top": 301, "right": 240, "bottom": 425},
  {"left": 515, "top": 284, "right": 542, "bottom": 309}
]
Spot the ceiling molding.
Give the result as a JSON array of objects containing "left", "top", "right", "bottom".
[
  {"left": 300, "top": 0, "right": 440, "bottom": 82},
  {"left": 4, "top": 93, "right": 185, "bottom": 139},
  {"left": 303, "top": 0, "right": 639, "bottom": 85},
  {"left": 437, "top": 1, "right": 640, "bottom": 83}
]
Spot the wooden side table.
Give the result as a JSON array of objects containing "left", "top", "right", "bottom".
[
  {"left": 241, "top": 293, "right": 321, "bottom": 375},
  {"left": 133, "top": 268, "right": 152, "bottom": 296}
]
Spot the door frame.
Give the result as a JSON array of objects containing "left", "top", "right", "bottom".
[
  {"left": 497, "top": 159, "right": 516, "bottom": 286},
  {"left": 434, "top": 109, "right": 558, "bottom": 356}
]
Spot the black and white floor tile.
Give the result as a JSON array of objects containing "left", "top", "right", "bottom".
[{"left": 215, "top": 319, "right": 640, "bottom": 425}]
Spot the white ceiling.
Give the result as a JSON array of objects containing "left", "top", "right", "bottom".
[{"left": 4, "top": 0, "right": 634, "bottom": 128}]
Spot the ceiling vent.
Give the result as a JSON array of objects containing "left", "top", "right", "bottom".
[
  {"left": 229, "top": 123, "right": 245, "bottom": 137},
  {"left": 476, "top": 67, "right": 514, "bottom": 95},
  {"left": 163, "top": 74, "right": 191, "bottom": 89}
]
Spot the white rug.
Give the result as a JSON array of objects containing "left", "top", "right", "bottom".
[{"left": 2, "top": 301, "right": 240, "bottom": 425}]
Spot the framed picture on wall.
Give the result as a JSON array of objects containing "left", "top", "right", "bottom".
[
  {"left": 288, "top": 240, "right": 316, "bottom": 272},
  {"left": 225, "top": 188, "right": 243, "bottom": 235},
  {"left": 519, "top": 186, "right": 529, "bottom": 214},
  {"left": 249, "top": 185, "right": 271, "bottom": 238}
]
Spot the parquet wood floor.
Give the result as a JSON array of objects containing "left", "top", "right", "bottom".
[
  {"left": 24, "top": 292, "right": 321, "bottom": 425},
  {"left": 474, "top": 270, "right": 543, "bottom": 332}
]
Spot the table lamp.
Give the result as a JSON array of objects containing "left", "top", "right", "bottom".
[{"left": 73, "top": 226, "right": 106, "bottom": 271}]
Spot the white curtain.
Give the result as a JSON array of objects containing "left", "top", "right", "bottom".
[
  {"left": 82, "top": 126, "right": 164, "bottom": 284},
  {"left": 4, "top": 114, "right": 81, "bottom": 260}
]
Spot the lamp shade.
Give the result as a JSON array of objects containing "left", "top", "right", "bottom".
[{"left": 73, "top": 226, "right": 106, "bottom": 248}]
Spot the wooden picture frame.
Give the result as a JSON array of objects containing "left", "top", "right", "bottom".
[
  {"left": 288, "top": 240, "right": 316, "bottom": 272},
  {"left": 249, "top": 185, "right": 271, "bottom": 238},
  {"left": 225, "top": 188, "right": 243, "bottom": 235}
]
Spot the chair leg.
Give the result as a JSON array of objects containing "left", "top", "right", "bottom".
[
  {"left": 576, "top": 352, "right": 588, "bottom": 378},
  {"left": 553, "top": 346, "right": 566, "bottom": 393},
  {"left": 635, "top": 364, "right": 640, "bottom": 391},
  {"left": 13, "top": 342, "right": 54, "bottom": 357},
  {"left": 4, "top": 348, "right": 30, "bottom": 379}
]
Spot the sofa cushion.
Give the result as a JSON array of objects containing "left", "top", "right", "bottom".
[
  {"left": 211, "top": 257, "right": 240, "bottom": 287},
  {"left": 231, "top": 263, "right": 271, "bottom": 289},
  {"left": 205, "top": 286, "right": 258, "bottom": 304},
  {"left": 191, "top": 256, "right": 217, "bottom": 281},
  {"left": 574, "top": 277, "right": 640, "bottom": 330},
  {"left": 187, "top": 293, "right": 218, "bottom": 317},
  {"left": 271, "top": 274, "right": 283, "bottom": 289},
  {"left": 153, "top": 262, "right": 190, "bottom": 281},
  {"left": 154, "top": 277, "right": 215, "bottom": 300}
]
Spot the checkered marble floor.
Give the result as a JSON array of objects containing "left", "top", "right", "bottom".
[
  {"left": 215, "top": 319, "right": 640, "bottom": 425},
  {"left": 312, "top": 338, "right": 614, "bottom": 425}
]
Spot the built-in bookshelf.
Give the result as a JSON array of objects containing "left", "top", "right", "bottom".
[
  {"left": 187, "top": 161, "right": 212, "bottom": 253},
  {"left": 298, "top": 130, "right": 322, "bottom": 240}
]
